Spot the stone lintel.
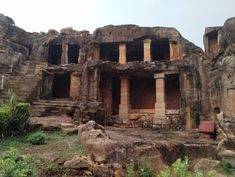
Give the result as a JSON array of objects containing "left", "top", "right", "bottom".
[{"left": 154, "top": 73, "right": 165, "bottom": 79}]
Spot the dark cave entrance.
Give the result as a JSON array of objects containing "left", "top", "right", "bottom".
[
  {"left": 48, "top": 44, "right": 62, "bottom": 65},
  {"left": 68, "top": 44, "right": 80, "bottom": 64},
  {"left": 52, "top": 73, "right": 71, "bottom": 98},
  {"left": 100, "top": 43, "right": 119, "bottom": 62},
  {"left": 165, "top": 74, "right": 180, "bottom": 109},
  {"left": 112, "top": 77, "right": 120, "bottom": 115},
  {"left": 126, "top": 41, "right": 143, "bottom": 62},
  {"left": 130, "top": 77, "right": 155, "bottom": 109},
  {"left": 151, "top": 39, "right": 170, "bottom": 61}
]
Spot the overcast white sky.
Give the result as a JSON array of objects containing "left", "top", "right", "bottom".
[{"left": 1, "top": 0, "right": 235, "bottom": 48}]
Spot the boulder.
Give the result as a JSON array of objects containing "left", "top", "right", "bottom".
[
  {"left": 218, "top": 150, "right": 235, "bottom": 168},
  {"left": 61, "top": 123, "right": 78, "bottom": 135},
  {"left": 78, "top": 120, "right": 125, "bottom": 163},
  {"left": 63, "top": 156, "right": 93, "bottom": 170},
  {"left": 30, "top": 116, "right": 73, "bottom": 131},
  {"left": 193, "top": 158, "right": 220, "bottom": 171}
]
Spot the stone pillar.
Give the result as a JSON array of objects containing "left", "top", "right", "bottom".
[
  {"left": 153, "top": 73, "right": 166, "bottom": 127},
  {"left": 92, "top": 44, "right": 100, "bottom": 60},
  {"left": 61, "top": 43, "right": 68, "bottom": 64},
  {"left": 143, "top": 39, "right": 151, "bottom": 62},
  {"left": 119, "top": 43, "right": 126, "bottom": 64},
  {"left": 119, "top": 76, "right": 129, "bottom": 123},
  {"left": 70, "top": 72, "right": 79, "bottom": 100},
  {"left": 169, "top": 41, "right": 181, "bottom": 61}
]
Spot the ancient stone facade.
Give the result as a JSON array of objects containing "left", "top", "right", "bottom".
[{"left": 0, "top": 14, "right": 235, "bottom": 133}]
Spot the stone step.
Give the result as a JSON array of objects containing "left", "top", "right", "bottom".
[{"left": 31, "top": 99, "right": 78, "bottom": 117}]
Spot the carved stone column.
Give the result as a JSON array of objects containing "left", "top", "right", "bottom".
[
  {"left": 143, "top": 39, "right": 151, "bottom": 62},
  {"left": 119, "top": 76, "right": 129, "bottom": 123},
  {"left": 119, "top": 43, "right": 126, "bottom": 64},
  {"left": 153, "top": 73, "right": 166, "bottom": 127}
]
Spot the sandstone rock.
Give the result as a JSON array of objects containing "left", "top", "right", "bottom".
[
  {"left": 78, "top": 120, "right": 124, "bottom": 163},
  {"left": 30, "top": 116, "right": 73, "bottom": 131},
  {"left": 193, "top": 158, "right": 220, "bottom": 171},
  {"left": 61, "top": 123, "right": 78, "bottom": 135},
  {"left": 92, "top": 164, "right": 114, "bottom": 177},
  {"left": 62, "top": 127, "right": 78, "bottom": 135},
  {"left": 114, "top": 169, "right": 125, "bottom": 177},
  {"left": 218, "top": 150, "right": 235, "bottom": 168},
  {"left": 63, "top": 156, "right": 93, "bottom": 169}
]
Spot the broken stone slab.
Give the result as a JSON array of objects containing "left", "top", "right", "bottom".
[
  {"left": 60, "top": 123, "right": 79, "bottom": 135},
  {"left": 218, "top": 150, "right": 235, "bottom": 168},
  {"left": 30, "top": 116, "right": 73, "bottom": 131},
  {"left": 63, "top": 155, "right": 94, "bottom": 170},
  {"left": 193, "top": 158, "right": 220, "bottom": 171},
  {"left": 62, "top": 127, "right": 78, "bottom": 135}
]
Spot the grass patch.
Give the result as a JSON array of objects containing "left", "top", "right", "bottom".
[
  {"left": 26, "top": 131, "right": 46, "bottom": 145},
  {"left": 0, "top": 131, "right": 86, "bottom": 177}
]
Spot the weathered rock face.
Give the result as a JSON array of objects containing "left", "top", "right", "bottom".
[
  {"left": 0, "top": 14, "right": 31, "bottom": 73},
  {"left": 78, "top": 121, "right": 217, "bottom": 172},
  {"left": 203, "top": 18, "right": 235, "bottom": 141},
  {"left": 93, "top": 25, "right": 181, "bottom": 43}
]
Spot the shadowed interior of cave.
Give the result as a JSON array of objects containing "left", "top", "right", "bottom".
[
  {"left": 52, "top": 73, "right": 71, "bottom": 98},
  {"left": 130, "top": 77, "right": 155, "bottom": 109},
  {"left": 151, "top": 39, "right": 170, "bottom": 61},
  {"left": 68, "top": 44, "right": 80, "bottom": 64},
  {"left": 126, "top": 41, "right": 143, "bottom": 62},
  {"left": 165, "top": 74, "right": 180, "bottom": 109},
  {"left": 100, "top": 43, "right": 119, "bottom": 62},
  {"left": 48, "top": 44, "right": 62, "bottom": 65}
]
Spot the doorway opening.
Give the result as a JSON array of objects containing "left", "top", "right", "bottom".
[
  {"left": 130, "top": 77, "right": 155, "bottom": 109},
  {"left": 165, "top": 74, "right": 180, "bottom": 109},
  {"left": 48, "top": 45, "right": 62, "bottom": 65},
  {"left": 52, "top": 73, "right": 71, "bottom": 98},
  {"left": 68, "top": 44, "right": 80, "bottom": 63},
  {"left": 151, "top": 39, "right": 170, "bottom": 61}
]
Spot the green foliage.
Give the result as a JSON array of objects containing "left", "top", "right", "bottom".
[
  {"left": 0, "top": 90, "right": 31, "bottom": 137},
  {"left": 156, "top": 168, "right": 171, "bottom": 177},
  {"left": 139, "top": 167, "right": 153, "bottom": 177},
  {"left": 139, "top": 161, "right": 153, "bottom": 177},
  {"left": 172, "top": 156, "right": 190, "bottom": 177},
  {"left": 220, "top": 159, "right": 232, "bottom": 175},
  {"left": 207, "top": 170, "right": 216, "bottom": 177},
  {"left": 192, "top": 171, "right": 204, "bottom": 177},
  {"left": 5, "top": 89, "right": 17, "bottom": 106},
  {"left": 26, "top": 131, "right": 46, "bottom": 145},
  {"left": 126, "top": 160, "right": 135, "bottom": 177},
  {"left": 0, "top": 148, "right": 36, "bottom": 177}
]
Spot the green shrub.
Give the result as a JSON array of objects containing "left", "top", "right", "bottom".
[
  {"left": 0, "top": 105, "right": 12, "bottom": 136},
  {"left": 0, "top": 148, "right": 36, "bottom": 177},
  {"left": 172, "top": 156, "right": 190, "bottom": 177},
  {"left": 192, "top": 171, "right": 204, "bottom": 177},
  {"left": 126, "top": 160, "right": 135, "bottom": 177},
  {"left": 139, "top": 167, "right": 153, "bottom": 177},
  {"left": 220, "top": 159, "right": 232, "bottom": 175},
  {"left": 139, "top": 160, "right": 153, "bottom": 177},
  {"left": 157, "top": 168, "right": 171, "bottom": 177},
  {"left": 27, "top": 131, "right": 46, "bottom": 145},
  {"left": 0, "top": 90, "right": 31, "bottom": 137}
]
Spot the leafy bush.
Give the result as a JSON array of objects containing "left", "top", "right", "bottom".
[
  {"left": 27, "top": 131, "right": 46, "bottom": 145},
  {"left": 0, "top": 90, "right": 31, "bottom": 137},
  {"left": 172, "top": 156, "right": 190, "bottom": 177},
  {"left": 139, "top": 167, "right": 153, "bottom": 177},
  {"left": 0, "top": 148, "right": 36, "bottom": 177},
  {"left": 139, "top": 160, "right": 153, "bottom": 177},
  {"left": 220, "top": 159, "right": 232, "bottom": 175},
  {"left": 126, "top": 160, "right": 135, "bottom": 177},
  {"left": 157, "top": 168, "right": 171, "bottom": 177}
]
